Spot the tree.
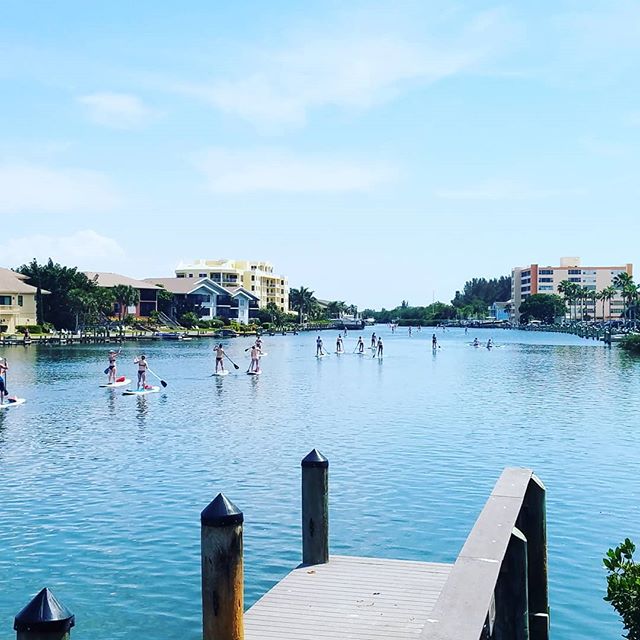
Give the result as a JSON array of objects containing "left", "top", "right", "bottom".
[
  {"left": 602, "top": 285, "right": 618, "bottom": 320},
  {"left": 614, "top": 273, "right": 636, "bottom": 322},
  {"left": 265, "top": 302, "right": 284, "bottom": 327},
  {"left": 112, "top": 285, "right": 140, "bottom": 322},
  {"left": 16, "top": 259, "right": 95, "bottom": 329},
  {"left": 452, "top": 276, "right": 511, "bottom": 312},
  {"left": 289, "top": 286, "right": 316, "bottom": 324},
  {"left": 604, "top": 538, "right": 640, "bottom": 639},
  {"left": 157, "top": 288, "right": 174, "bottom": 315},
  {"left": 518, "top": 294, "right": 567, "bottom": 324},
  {"left": 179, "top": 311, "right": 200, "bottom": 328}
]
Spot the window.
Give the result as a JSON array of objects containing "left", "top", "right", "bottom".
[
  {"left": 199, "top": 273, "right": 207, "bottom": 278},
  {"left": 188, "top": 273, "right": 193, "bottom": 278},
  {"left": 17, "top": 295, "right": 23, "bottom": 306},
  {"left": 280, "top": 298, "right": 284, "bottom": 304},
  {"left": 539, "top": 269, "right": 553, "bottom": 275},
  {"left": 539, "top": 286, "right": 553, "bottom": 291},
  {"left": 569, "top": 269, "right": 581, "bottom": 275},
  {"left": 539, "top": 277, "right": 553, "bottom": 283},
  {"left": 0, "top": 296, "right": 11, "bottom": 306},
  {"left": 251, "top": 286, "right": 255, "bottom": 291},
  {"left": 177, "top": 274, "right": 185, "bottom": 278},
  {"left": 569, "top": 277, "right": 581, "bottom": 282},
  {"left": 251, "top": 275, "right": 255, "bottom": 281}
]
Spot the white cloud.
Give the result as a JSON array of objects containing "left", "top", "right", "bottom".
[
  {"left": 0, "top": 163, "right": 120, "bottom": 214},
  {"left": 0, "top": 230, "right": 125, "bottom": 269},
  {"left": 435, "top": 179, "right": 586, "bottom": 201},
  {"left": 194, "top": 147, "right": 397, "bottom": 193},
  {"left": 179, "top": 8, "right": 516, "bottom": 128},
  {"left": 78, "top": 92, "right": 157, "bottom": 129}
]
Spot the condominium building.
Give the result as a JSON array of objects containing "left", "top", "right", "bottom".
[
  {"left": 0, "top": 267, "right": 46, "bottom": 333},
  {"left": 511, "top": 257, "right": 632, "bottom": 323},
  {"left": 175, "top": 259, "right": 289, "bottom": 311}
]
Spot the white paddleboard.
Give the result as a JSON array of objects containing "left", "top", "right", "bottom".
[
  {"left": 0, "top": 398, "right": 26, "bottom": 409},
  {"left": 213, "top": 370, "right": 229, "bottom": 377},
  {"left": 247, "top": 370, "right": 261, "bottom": 376},
  {"left": 258, "top": 352, "right": 268, "bottom": 357},
  {"left": 122, "top": 386, "right": 160, "bottom": 396},
  {"left": 100, "top": 378, "right": 131, "bottom": 388}
]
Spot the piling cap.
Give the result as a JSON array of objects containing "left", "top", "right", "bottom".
[
  {"left": 201, "top": 493, "right": 244, "bottom": 527},
  {"left": 301, "top": 449, "right": 329, "bottom": 468},
  {"left": 14, "top": 588, "right": 75, "bottom": 633}
]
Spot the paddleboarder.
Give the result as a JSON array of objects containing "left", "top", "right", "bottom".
[
  {"left": 106, "top": 349, "right": 119, "bottom": 384},
  {"left": 376, "top": 337, "right": 384, "bottom": 358},
  {"left": 316, "top": 336, "right": 325, "bottom": 356},
  {"left": 473, "top": 338, "right": 479, "bottom": 347},
  {"left": 356, "top": 336, "right": 365, "bottom": 353},
  {"left": 370, "top": 333, "right": 377, "bottom": 348},
  {"left": 134, "top": 355, "right": 149, "bottom": 389},
  {"left": 432, "top": 333, "right": 438, "bottom": 349},
  {"left": 249, "top": 345, "right": 261, "bottom": 373},
  {"left": 336, "top": 334, "right": 344, "bottom": 353},
  {"left": 0, "top": 359, "right": 8, "bottom": 404},
  {"left": 255, "top": 336, "right": 263, "bottom": 353},
  {"left": 214, "top": 344, "right": 226, "bottom": 373}
]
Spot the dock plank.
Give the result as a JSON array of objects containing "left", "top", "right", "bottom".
[{"left": 245, "top": 556, "right": 452, "bottom": 640}]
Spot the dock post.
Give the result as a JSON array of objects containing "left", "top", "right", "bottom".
[
  {"left": 494, "top": 527, "right": 529, "bottom": 640},
  {"left": 14, "top": 588, "right": 75, "bottom": 639},
  {"left": 201, "top": 493, "right": 244, "bottom": 640},
  {"left": 301, "top": 449, "right": 329, "bottom": 565}
]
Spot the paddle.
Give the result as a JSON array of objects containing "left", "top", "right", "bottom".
[
  {"left": 225, "top": 354, "right": 240, "bottom": 370},
  {"left": 146, "top": 366, "right": 168, "bottom": 388}
]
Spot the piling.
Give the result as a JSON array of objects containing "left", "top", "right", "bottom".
[
  {"left": 201, "top": 493, "right": 244, "bottom": 640},
  {"left": 14, "top": 588, "right": 75, "bottom": 640},
  {"left": 301, "top": 448, "right": 329, "bottom": 566}
]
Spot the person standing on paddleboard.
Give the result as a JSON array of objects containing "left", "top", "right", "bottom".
[
  {"left": 316, "top": 336, "right": 324, "bottom": 356},
  {"left": 214, "top": 344, "right": 226, "bottom": 373},
  {"left": 107, "top": 349, "right": 119, "bottom": 384},
  {"left": 370, "top": 333, "right": 377, "bottom": 348},
  {"left": 134, "top": 355, "right": 149, "bottom": 389},
  {"left": 336, "top": 334, "right": 344, "bottom": 353},
  {"left": 255, "top": 336, "right": 263, "bottom": 353},
  {"left": 376, "top": 337, "right": 384, "bottom": 358},
  {"left": 432, "top": 334, "right": 438, "bottom": 349},
  {"left": 0, "top": 359, "right": 8, "bottom": 404},
  {"left": 249, "top": 345, "right": 261, "bottom": 373},
  {"left": 356, "top": 336, "right": 364, "bottom": 353}
]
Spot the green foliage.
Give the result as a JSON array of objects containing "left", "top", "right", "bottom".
[
  {"left": 179, "top": 311, "right": 200, "bottom": 328},
  {"left": 16, "top": 325, "right": 42, "bottom": 334},
  {"left": 518, "top": 294, "right": 567, "bottom": 324},
  {"left": 368, "top": 302, "right": 458, "bottom": 324},
  {"left": 112, "top": 285, "right": 140, "bottom": 321},
  {"left": 452, "top": 276, "right": 511, "bottom": 313},
  {"left": 620, "top": 334, "right": 640, "bottom": 354},
  {"left": 604, "top": 539, "right": 640, "bottom": 639},
  {"left": 289, "top": 286, "right": 317, "bottom": 323},
  {"left": 197, "top": 319, "right": 224, "bottom": 329}
]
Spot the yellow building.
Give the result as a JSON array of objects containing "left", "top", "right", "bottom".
[
  {"left": 0, "top": 268, "right": 45, "bottom": 334},
  {"left": 175, "top": 259, "right": 289, "bottom": 311}
]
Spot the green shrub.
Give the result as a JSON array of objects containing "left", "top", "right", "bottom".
[
  {"left": 604, "top": 538, "right": 640, "bottom": 639},
  {"left": 16, "top": 324, "right": 43, "bottom": 334},
  {"left": 197, "top": 319, "right": 224, "bottom": 329},
  {"left": 620, "top": 334, "right": 640, "bottom": 354}
]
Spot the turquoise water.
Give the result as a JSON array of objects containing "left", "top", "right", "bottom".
[{"left": 0, "top": 327, "right": 637, "bottom": 638}]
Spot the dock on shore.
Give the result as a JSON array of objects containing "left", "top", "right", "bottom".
[{"left": 13, "top": 453, "right": 549, "bottom": 640}]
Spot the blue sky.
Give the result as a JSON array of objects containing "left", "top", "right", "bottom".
[{"left": 1, "top": 0, "right": 639, "bottom": 308}]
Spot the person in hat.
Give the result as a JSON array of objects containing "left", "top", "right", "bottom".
[{"left": 106, "top": 348, "right": 120, "bottom": 384}]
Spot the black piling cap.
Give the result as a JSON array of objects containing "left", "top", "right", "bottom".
[
  {"left": 301, "top": 449, "right": 329, "bottom": 468},
  {"left": 201, "top": 493, "right": 244, "bottom": 527},
  {"left": 14, "top": 587, "right": 75, "bottom": 633}
]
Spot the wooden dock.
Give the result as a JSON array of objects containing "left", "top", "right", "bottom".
[{"left": 245, "top": 556, "right": 452, "bottom": 640}]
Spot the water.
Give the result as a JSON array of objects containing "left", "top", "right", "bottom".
[{"left": 0, "top": 328, "right": 638, "bottom": 638}]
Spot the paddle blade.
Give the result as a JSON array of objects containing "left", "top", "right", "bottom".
[
  {"left": 104, "top": 367, "right": 110, "bottom": 375},
  {"left": 160, "top": 380, "right": 168, "bottom": 387},
  {"left": 233, "top": 363, "right": 239, "bottom": 369}
]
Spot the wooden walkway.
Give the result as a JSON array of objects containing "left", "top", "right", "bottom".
[{"left": 244, "top": 556, "right": 452, "bottom": 640}]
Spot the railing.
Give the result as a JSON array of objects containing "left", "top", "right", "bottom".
[{"left": 421, "top": 467, "right": 549, "bottom": 640}]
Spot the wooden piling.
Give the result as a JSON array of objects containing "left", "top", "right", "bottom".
[
  {"left": 201, "top": 493, "right": 244, "bottom": 640},
  {"left": 494, "top": 527, "right": 529, "bottom": 640},
  {"left": 301, "top": 449, "right": 329, "bottom": 566},
  {"left": 14, "top": 588, "right": 75, "bottom": 640}
]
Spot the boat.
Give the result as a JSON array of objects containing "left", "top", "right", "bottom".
[
  {"left": 212, "top": 329, "right": 239, "bottom": 339},
  {"left": 153, "top": 332, "right": 184, "bottom": 340}
]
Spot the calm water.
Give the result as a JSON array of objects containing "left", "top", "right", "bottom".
[{"left": 1, "top": 327, "right": 638, "bottom": 638}]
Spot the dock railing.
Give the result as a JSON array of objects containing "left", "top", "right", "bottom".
[{"left": 422, "top": 467, "right": 549, "bottom": 640}]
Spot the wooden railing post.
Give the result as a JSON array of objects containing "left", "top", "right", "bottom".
[
  {"left": 494, "top": 527, "right": 529, "bottom": 640},
  {"left": 14, "top": 588, "right": 75, "bottom": 640},
  {"left": 201, "top": 493, "right": 244, "bottom": 640},
  {"left": 301, "top": 449, "right": 329, "bottom": 566},
  {"left": 518, "top": 475, "right": 549, "bottom": 639}
]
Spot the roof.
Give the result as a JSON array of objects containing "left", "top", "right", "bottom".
[
  {"left": 0, "top": 267, "right": 46, "bottom": 294},
  {"left": 85, "top": 272, "right": 161, "bottom": 290},
  {"left": 231, "top": 287, "right": 260, "bottom": 301},
  {"left": 144, "top": 277, "right": 228, "bottom": 296}
]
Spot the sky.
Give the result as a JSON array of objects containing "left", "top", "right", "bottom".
[{"left": 1, "top": 0, "right": 639, "bottom": 309}]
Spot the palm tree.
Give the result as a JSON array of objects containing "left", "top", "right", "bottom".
[
  {"left": 601, "top": 286, "right": 617, "bottom": 321},
  {"left": 613, "top": 272, "right": 635, "bottom": 321},
  {"left": 289, "top": 286, "right": 316, "bottom": 324},
  {"left": 557, "top": 280, "right": 574, "bottom": 321},
  {"left": 112, "top": 284, "right": 140, "bottom": 322}
]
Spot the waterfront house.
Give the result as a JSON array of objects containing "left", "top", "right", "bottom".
[
  {"left": 489, "top": 301, "right": 511, "bottom": 322},
  {"left": 175, "top": 259, "right": 289, "bottom": 312},
  {"left": 84, "top": 272, "right": 160, "bottom": 318},
  {"left": 0, "top": 267, "right": 47, "bottom": 333},
  {"left": 145, "top": 278, "right": 259, "bottom": 325}
]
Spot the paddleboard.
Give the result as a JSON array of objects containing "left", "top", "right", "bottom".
[
  {"left": 315, "top": 354, "right": 328, "bottom": 358},
  {"left": 335, "top": 351, "right": 345, "bottom": 355},
  {"left": 122, "top": 386, "right": 160, "bottom": 396},
  {"left": 212, "top": 370, "right": 229, "bottom": 377},
  {"left": 100, "top": 378, "right": 131, "bottom": 388},
  {"left": 0, "top": 398, "right": 26, "bottom": 409},
  {"left": 247, "top": 370, "right": 261, "bottom": 376},
  {"left": 259, "top": 352, "right": 268, "bottom": 357}
]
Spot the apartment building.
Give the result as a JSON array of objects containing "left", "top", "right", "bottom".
[
  {"left": 511, "top": 257, "right": 632, "bottom": 323},
  {"left": 175, "top": 259, "right": 289, "bottom": 312}
]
